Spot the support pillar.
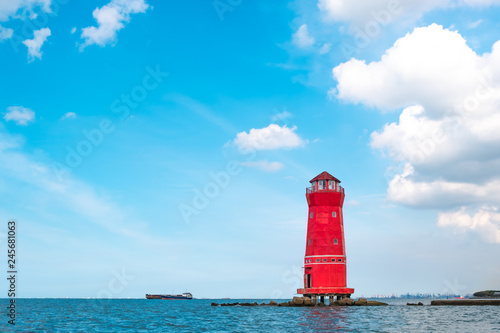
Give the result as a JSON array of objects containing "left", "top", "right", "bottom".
[
  {"left": 329, "top": 296, "right": 334, "bottom": 305},
  {"left": 320, "top": 296, "right": 324, "bottom": 304},
  {"left": 312, "top": 296, "right": 317, "bottom": 305}
]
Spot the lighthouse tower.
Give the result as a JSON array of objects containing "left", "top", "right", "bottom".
[{"left": 297, "top": 171, "right": 354, "bottom": 303}]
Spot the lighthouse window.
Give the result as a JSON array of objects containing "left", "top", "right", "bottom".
[
  {"left": 316, "top": 259, "right": 320, "bottom": 262},
  {"left": 328, "top": 181, "right": 334, "bottom": 190},
  {"left": 323, "top": 259, "right": 327, "bottom": 262},
  {"left": 337, "top": 259, "right": 342, "bottom": 262},
  {"left": 308, "top": 239, "right": 311, "bottom": 245},
  {"left": 310, "top": 212, "right": 313, "bottom": 218},
  {"left": 332, "top": 212, "right": 337, "bottom": 218},
  {"left": 318, "top": 180, "right": 326, "bottom": 190},
  {"left": 334, "top": 239, "right": 338, "bottom": 245}
]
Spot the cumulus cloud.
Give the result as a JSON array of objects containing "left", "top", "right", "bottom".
[
  {"left": 292, "top": 24, "right": 315, "bottom": 48},
  {"left": 319, "top": 43, "right": 331, "bottom": 55},
  {"left": 271, "top": 111, "right": 292, "bottom": 122},
  {"left": 317, "top": 0, "right": 500, "bottom": 26},
  {"left": 468, "top": 19, "right": 483, "bottom": 29},
  {"left": 438, "top": 206, "right": 500, "bottom": 243},
  {"left": 332, "top": 24, "right": 500, "bottom": 242},
  {"left": 386, "top": 163, "right": 500, "bottom": 208},
  {"left": 333, "top": 24, "right": 489, "bottom": 114},
  {"left": 0, "top": 0, "right": 51, "bottom": 21},
  {"left": 233, "top": 124, "right": 306, "bottom": 151},
  {"left": 23, "top": 27, "right": 51, "bottom": 62},
  {"left": 80, "top": 0, "right": 149, "bottom": 50},
  {"left": 3, "top": 106, "right": 35, "bottom": 125},
  {"left": 241, "top": 160, "right": 285, "bottom": 172},
  {"left": 0, "top": 25, "right": 13, "bottom": 41},
  {"left": 61, "top": 112, "right": 77, "bottom": 120}
]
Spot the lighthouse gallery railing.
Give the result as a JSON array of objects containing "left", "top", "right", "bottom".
[{"left": 306, "top": 186, "right": 344, "bottom": 194}]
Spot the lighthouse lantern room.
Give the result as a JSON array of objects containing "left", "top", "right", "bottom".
[{"left": 297, "top": 171, "right": 355, "bottom": 304}]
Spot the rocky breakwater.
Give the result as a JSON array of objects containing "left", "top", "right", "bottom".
[
  {"left": 431, "top": 299, "right": 500, "bottom": 306},
  {"left": 211, "top": 297, "right": 388, "bottom": 307}
]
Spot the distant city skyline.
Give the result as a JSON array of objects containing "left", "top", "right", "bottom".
[{"left": 1, "top": 0, "right": 499, "bottom": 298}]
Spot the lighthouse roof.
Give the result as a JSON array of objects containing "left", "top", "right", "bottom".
[{"left": 310, "top": 171, "right": 341, "bottom": 183}]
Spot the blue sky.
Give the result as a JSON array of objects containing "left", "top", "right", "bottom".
[{"left": 1, "top": 0, "right": 500, "bottom": 298}]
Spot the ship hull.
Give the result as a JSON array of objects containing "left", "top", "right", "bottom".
[{"left": 146, "top": 293, "right": 193, "bottom": 300}]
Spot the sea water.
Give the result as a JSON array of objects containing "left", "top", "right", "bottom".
[{"left": 3, "top": 298, "right": 500, "bottom": 332}]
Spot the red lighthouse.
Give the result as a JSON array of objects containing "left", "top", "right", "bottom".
[{"left": 297, "top": 171, "right": 355, "bottom": 303}]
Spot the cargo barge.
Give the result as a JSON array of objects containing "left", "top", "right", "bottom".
[{"left": 146, "top": 292, "right": 193, "bottom": 300}]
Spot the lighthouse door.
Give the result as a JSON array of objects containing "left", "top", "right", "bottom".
[{"left": 306, "top": 274, "right": 311, "bottom": 288}]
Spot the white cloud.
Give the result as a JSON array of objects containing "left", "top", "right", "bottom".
[
  {"left": 292, "top": 24, "right": 315, "bottom": 48},
  {"left": 70, "top": 27, "right": 76, "bottom": 34},
  {"left": 385, "top": 164, "right": 500, "bottom": 208},
  {"left": 80, "top": 0, "right": 149, "bottom": 50},
  {"left": 318, "top": 0, "right": 447, "bottom": 26},
  {"left": 0, "top": 128, "right": 166, "bottom": 247},
  {"left": 438, "top": 206, "right": 500, "bottom": 244},
  {"left": 23, "top": 27, "right": 51, "bottom": 62},
  {"left": 332, "top": 24, "right": 500, "bottom": 242},
  {"left": 333, "top": 24, "right": 484, "bottom": 114},
  {"left": 233, "top": 124, "right": 306, "bottom": 151},
  {"left": 468, "top": 19, "right": 483, "bottom": 29},
  {"left": 3, "top": 106, "right": 35, "bottom": 125},
  {"left": 319, "top": 43, "right": 331, "bottom": 54},
  {"left": 61, "top": 112, "right": 77, "bottom": 120},
  {"left": 317, "top": 0, "right": 500, "bottom": 26},
  {"left": 241, "top": 160, "right": 285, "bottom": 172},
  {"left": 0, "top": 25, "right": 13, "bottom": 41},
  {"left": 271, "top": 111, "right": 292, "bottom": 122},
  {"left": 461, "top": 0, "right": 500, "bottom": 5},
  {"left": 0, "top": 0, "right": 51, "bottom": 21}
]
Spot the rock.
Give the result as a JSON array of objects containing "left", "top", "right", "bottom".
[
  {"left": 355, "top": 298, "right": 368, "bottom": 306},
  {"left": 432, "top": 299, "right": 500, "bottom": 306},
  {"left": 240, "top": 302, "right": 257, "bottom": 306},
  {"left": 407, "top": 302, "right": 424, "bottom": 306},
  {"left": 338, "top": 298, "right": 354, "bottom": 306},
  {"left": 260, "top": 303, "right": 266, "bottom": 306},
  {"left": 278, "top": 302, "right": 289, "bottom": 307},
  {"left": 211, "top": 302, "right": 219, "bottom": 306},
  {"left": 221, "top": 302, "right": 238, "bottom": 306},
  {"left": 317, "top": 302, "right": 326, "bottom": 307},
  {"left": 269, "top": 300, "right": 278, "bottom": 306},
  {"left": 293, "top": 297, "right": 304, "bottom": 306},
  {"left": 303, "top": 297, "right": 312, "bottom": 306},
  {"left": 365, "top": 301, "right": 388, "bottom": 306}
]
